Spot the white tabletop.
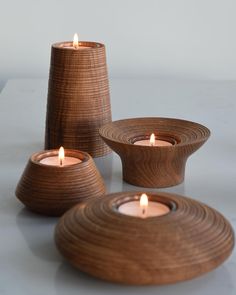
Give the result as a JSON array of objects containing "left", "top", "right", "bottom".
[{"left": 0, "top": 79, "right": 235, "bottom": 295}]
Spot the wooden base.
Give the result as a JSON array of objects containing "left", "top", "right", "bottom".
[
  {"left": 99, "top": 117, "right": 210, "bottom": 187},
  {"left": 55, "top": 191, "right": 234, "bottom": 285},
  {"left": 15, "top": 149, "right": 106, "bottom": 216},
  {"left": 45, "top": 41, "right": 112, "bottom": 158}
]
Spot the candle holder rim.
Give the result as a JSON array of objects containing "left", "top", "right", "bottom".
[
  {"left": 52, "top": 41, "right": 105, "bottom": 50},
  {"left": 102, "top": 116, "right": 209, "bottom": 126},
  {"left": 99, "top": 116, "right": 211, "bottom": 147},
  {"left": 31, "top": 149, "right": 90, "bottom": 167},
  {"left": 131, "top": 134, "right": 179, "bottom": 146},
  {"left": 111, "top": 193, "right": 177, "bottom": 219}
]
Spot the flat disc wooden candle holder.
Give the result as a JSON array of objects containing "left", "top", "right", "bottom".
[
  {"left": 55, "top": 191, "right": 234, "bottom": 285},
  {"left": 45, "top": 41, "right": 112, "bottom": 157},
  {"left": 15, "top": 150, "right": 106, "bottom": 216},
  {"left": 99, "top": 117, "right": 210, "bottom": 187}
]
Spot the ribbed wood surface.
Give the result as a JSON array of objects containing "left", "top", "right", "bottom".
[
  {"left": 99, "top": 117, "right": 210, "bottom": 187},
  {"left": 15, "top": 150, "right": 106, "bottom": 216},
  {"left": 55, "top": 191, "right": 234, "bottom": 285},
  {"left": 45, "top": 41, "right": 112, "bottom": 158}
]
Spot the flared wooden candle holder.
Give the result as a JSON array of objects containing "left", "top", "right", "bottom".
[
  {"left": 99, "top": 117, "right": 210, "bottom": 188},
  {"left": 45, "top": 41, "right": 112, "bottom": 157},
  {"left": 55, "top": 191, "right": 234, "bottom": 285},
  {"left": 15, "top": 149, "right": 106, "bottom": 216}
]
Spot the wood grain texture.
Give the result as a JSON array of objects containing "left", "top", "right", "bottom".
[
  {"left": 15, "top": 149, "right": 106, "bottom": 216},
  {"left": 55, "top": 191, "right": 234, "bottom": 285},
  {"left": 45, "top": 41, "right": 112, "bottom": 158},
  {"left": 99, "top": 117, "right": 210, "bottom": 188}
]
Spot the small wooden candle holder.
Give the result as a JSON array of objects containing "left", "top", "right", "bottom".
[
  {"left": 99, "top": 117, "right": 210, "bottom": 188},
  {"left": 55, "top": 191, "right": 234, "bottom": 285},
  {"left": 15, "top": 149, "right": 106, "bottom": 216},
  {"left": 45, "top": 41, "right": 112, "bottom": 157}
]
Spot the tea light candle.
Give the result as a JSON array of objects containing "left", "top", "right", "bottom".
[
  {"left": 118, "top": 193, "right": 170, "bottom": 218},
  {"left": 62, "top": 33, "right": 92, "bottom": 50},
  {"left": 134, "top": 133, "right": 173, "bottom": 147},
  {"left": 39, "top": 147, "right": 81, "bottom": 166}
]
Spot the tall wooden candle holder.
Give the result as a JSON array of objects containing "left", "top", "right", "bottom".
[
  {"left": 45, "top": 41, "right": 112, "bottom": 157},
  {"left": 99, "top": 117, "right": 210, "bottom": 188},
  {"left": 55, "top": 191, "right": 234, "bottom": 285},
  {"left": 15, "top": 149, "right": 106, "bottom": 216}
]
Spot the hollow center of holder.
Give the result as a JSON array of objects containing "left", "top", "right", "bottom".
[
  {"left": 116, "top": 194, "right": 175, "bottom": 218},
  {"left": 131, "top": 134, "right": 177, "bottom": 147},
  {"left": 39, "top": 155, "right": 81, "bottom": 166},
  {"left": 58, "top": 41, "right": 102, "bottom": 50},
  {"left": 34, "top": 150, "right": 85, "bottom": 167},
  {"left": 60, "top": 42, "right": 91, "bottom": 49}
]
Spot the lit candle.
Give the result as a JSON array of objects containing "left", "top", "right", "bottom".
[
  {"left": 62, "top": 33, "right": 92, "bottom": 50},
  {"left": 118, "top": 193, "right": 170, "bottom": 218},
  {"left": 134, "top": 133, "right": 173, "bottom": 147},
  {"left": 39, "top": 147, "right": 81, "bottom": 166},
  {"left": 73, "top": 33, "right": 79, "bottom": 49},
  {"left": 140, "top": 193, "right": 148, "bottom": 217}
]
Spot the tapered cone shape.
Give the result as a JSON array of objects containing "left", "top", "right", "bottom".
[
  {"left": 15, "top": 150, "right": 106, "bottom": 216},
  {"left": 45, "top": 41, "right": 112, "bottom": 157}
]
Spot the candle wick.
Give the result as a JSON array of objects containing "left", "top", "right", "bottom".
[
  {"left": 73, "top": 42, "right": 79, "bottom": 50},
  {"left": 60, "top": 159, "right": 63, "bottom": 166},
  {"left": 142, "top": 207, "right": 147, "bottom": 217}
]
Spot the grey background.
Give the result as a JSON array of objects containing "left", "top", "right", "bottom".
[{"left": 1, "top": 0, "right": 236, "bottom": 91}]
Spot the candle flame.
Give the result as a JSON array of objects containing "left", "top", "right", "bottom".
[
  {"left": 150, "top": 133, "right": 155, "bottom": 146},
  {"left": 59, "top": 146, "right": 65, "bottom": 166},
  {"left": 140, "top": 193, "right": 148, "bottom": 207},
  {"left": 73, "top": 33, "right": 79, "bottom": 49}
]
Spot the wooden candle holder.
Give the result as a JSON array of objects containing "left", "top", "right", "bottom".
[
  {"left": 45, "top": 41, "right": 112, "bottom": 158},
  {"left": 99, "top": 117, "right": 210, "bottom": 188},
  {"left": 15, "top": 149, "right": 106, "bottom": 216},
  {"left": 55, "top": 191, "right": 234, "bottom": 285}
]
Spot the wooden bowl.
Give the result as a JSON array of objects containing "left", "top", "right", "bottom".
[
  {"left": 55, "top": 191, "right": 234, "bottom": 285},
  {"left": 99, "top": 117, "right": 210, "bottom": 187},
  {"left": 15, "top": 149, "right": 106, "bottom": 216},
  {"left": 45, "top": 41, "right": 112, "bottom": 158}
]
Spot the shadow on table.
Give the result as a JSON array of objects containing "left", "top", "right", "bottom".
[
  {"left": 16, "top": 208, "right": 60, "bottom": 262},
  {"left": 94, "top": 153, "right": 114, "bottom": 191},
  {"left": 54, "top": 262, "right": 233, "bottom": 295},
  {"left": 121, "top": 178, "right": 186, "bottom": 196}
]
